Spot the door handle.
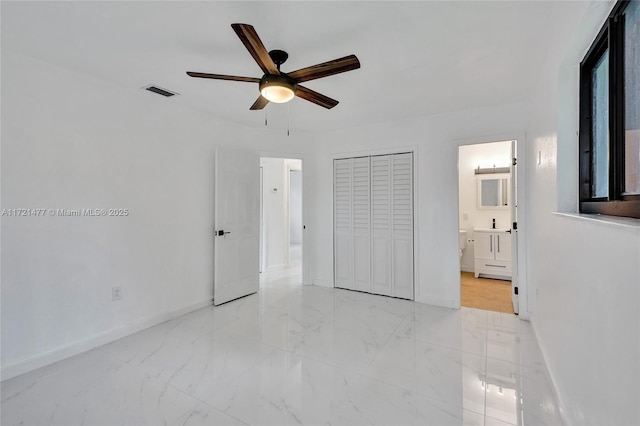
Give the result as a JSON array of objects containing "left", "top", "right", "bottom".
[
  {"left": 215, "top": 230, "right": 231, "bottom": 236},
  {"left": 490, "top": 235, "right": 493, "bottom": 253}
]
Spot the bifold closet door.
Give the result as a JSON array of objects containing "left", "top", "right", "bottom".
[
  {"left": 334, "top": 158, "right": 353, "bottom": 290},
  {"left": 371, "top": 153, "right": 413, "bottom": 299},
  {"left": 352, "top": 158, "right": 371, "bottom": 292},
  {"left": 371, "top": 155, "right": 392, "bottom": 296},
  {"left": 334, "top": 157, "right": 371, "bottom": 292},
  {"left": 390, "top": 153, "right": 413, "bottom": 299},
  {"left": 335, "top": 153, "right": 412, "bottom": 299}
]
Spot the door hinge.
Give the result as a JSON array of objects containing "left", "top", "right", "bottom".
[
  {"left": 514, "top": 287, "right": 519, "bottom": 295},
  {"left": 512, "top": 221, "right": 518, "bottom": 230},
  {"left": 512, "top": 157, "right": 517, "bottom": 166}
]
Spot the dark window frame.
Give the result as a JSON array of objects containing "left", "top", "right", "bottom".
[{"left": 579, "top": 0, "right": 640, "bottom": 219}]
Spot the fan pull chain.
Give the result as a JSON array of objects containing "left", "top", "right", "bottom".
[
  {"left": 287, "top": 102, "right": 290, "bottom": 136},
  {"left": 264, "top": 109, "right": 268, "bottom": 127}
]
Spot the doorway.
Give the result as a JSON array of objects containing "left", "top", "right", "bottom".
[
  {"left": 259, "top": 157, "right": 303, "bottom": 284},
  {"left": 458, "top": 141, "right": 516, "bottom": 314}
]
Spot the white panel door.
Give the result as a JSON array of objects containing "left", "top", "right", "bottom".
[
  {"left": 352, "top": 157, "right": 371, "bottom": 293},
  {"left": 510, "top": 140, "right": 520, "bottom": 314},
  {"left": 371, "top": 155, "right": 392, "bottom": 296},
  {"left": 214, "top": 147, "right": 260, "bottom": 306},
  {"left": 334, "top": 159, "right": 353, "bottom": 290},
  {"left": 390, "top": 153, "right": 414, "bottom": 299}
]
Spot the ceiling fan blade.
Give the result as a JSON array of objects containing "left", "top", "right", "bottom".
[
  {"left": 295, "top": 85, "right": 339, "bottom": 109},
  {"left": 287, "top": 55, "right": 360, "bottom": 83},
  {"left": 186, "top": 72, "right": 260, "bottom": 83},
  {"left": 250, "top": 96, "right": 269, "bottom": 110},
  {"left": 231, "top": 23, "right": 279, "bottom": 75}
]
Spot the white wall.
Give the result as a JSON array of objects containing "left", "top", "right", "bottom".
[
  {"left": 525, "top": 1, "right": 640, "bottom": 424},
  {"left": 305, "top": 103, "right": 529, "bottom": 307},
  {"left": 458, "top": 141, "right": 512, "bottom": 271},
  {"left": 289, "top": 170, "right": 303, "bottom": 245},
  {"left": 260, "top": 158, "right": 302, "bottom": 270},
  {"left": 261, "top": 158, "right": 286, "bottom": 270},
  {"left": 1, "top": 51, "right": 312, "bottom": 379}
]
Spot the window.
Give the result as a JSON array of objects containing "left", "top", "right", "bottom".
[{"left": 580, "top": 0, "right": 640, "bottom": 219}]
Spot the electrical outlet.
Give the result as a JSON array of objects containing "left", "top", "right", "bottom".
[{"left": 112, "top": 286, "right": 122, "bottom": 301}]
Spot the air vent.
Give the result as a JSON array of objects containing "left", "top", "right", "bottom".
[{"left": 143, "top": 85, "right": 178, "bottom": 97}]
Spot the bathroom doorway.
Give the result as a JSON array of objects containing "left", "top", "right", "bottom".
[{"left": 458, "top": 141, "right": 516, "bottom": 314}]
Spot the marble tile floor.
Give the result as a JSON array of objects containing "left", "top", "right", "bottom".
[{"left": 1, "top": 269, "right": 562, "bottom": 425}]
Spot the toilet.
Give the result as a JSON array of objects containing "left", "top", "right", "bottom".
[{"left": 459, "top": 230, "right": 467, "bottom": 258}]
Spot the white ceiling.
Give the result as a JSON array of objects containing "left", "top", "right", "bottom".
[{"left": 2, "top": 1, "right": 586, "bottom": 132}]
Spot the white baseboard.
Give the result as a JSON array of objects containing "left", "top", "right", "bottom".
[
  {"left": 263, "top": 263, "right": 288, "bottom": 272},
  {"left": 460, "top": 265, "right": 474, "bottom": 273},
  {"left": 312, "top": 279, "right": 333, "bottom": 288},
  {"left": 529, "top": 316, "right": 571, "bottom": 426},
  {"left": 415, "top": 294, "right": 457, "bottom": 309},
  {"left": 1, "top": 299, "right": 212, "bottom": 382}
]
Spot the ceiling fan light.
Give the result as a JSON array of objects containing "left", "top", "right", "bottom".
[
  {"left": 261, "top": 86, "right": 295, "bottom": 103},
  {"left": 259, "top": 75, "right": 296, "bottom": 103}
]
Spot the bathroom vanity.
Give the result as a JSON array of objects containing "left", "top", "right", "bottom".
[{"left": 473, "top": 228, "right": 512, "bottom": 280}]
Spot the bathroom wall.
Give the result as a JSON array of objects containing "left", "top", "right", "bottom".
[{"left": 458, "top": 141, "right": 512, "bottom": 271}]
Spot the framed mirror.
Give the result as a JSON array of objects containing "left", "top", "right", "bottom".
[{"left": 477, "top": 174, "right": 509, "bottom": 209}]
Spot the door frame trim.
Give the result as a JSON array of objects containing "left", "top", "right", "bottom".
[
  {"left": 258, "top": 151, "right": 308, "bottom": 285},
  {"left": 455, "top": 133, "right": 529, "bottom": 320},
  {"left": 331, "top": 145, "right": 419, "bottom": 301}
]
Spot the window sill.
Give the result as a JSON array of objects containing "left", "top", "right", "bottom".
[{"left": 552, "top": 211, "right": 640, "bottom": 229}]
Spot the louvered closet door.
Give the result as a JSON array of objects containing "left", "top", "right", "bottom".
[
  {"left": 352, "top": 157, "right": 371, "bottom": 292},
  {"left": 334, "top": 159, "right": 353, "bottom": 290},
  {"left": 335, "top": 153, "right": 413, "bottom": 299},
  {"left": 390, "top": 153, "right": 413, "bottom": 299},
  {"left": 371, "top": 155, "right": 392, "bottom": 296}
]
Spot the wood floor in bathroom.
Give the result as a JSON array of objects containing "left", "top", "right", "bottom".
[{"left": 460, "top": 271, "right": 514, "bottom": 314}]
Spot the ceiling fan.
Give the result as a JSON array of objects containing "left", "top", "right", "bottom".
[{"left": 186, "top": 23, "right": 360, "bottom": 110}]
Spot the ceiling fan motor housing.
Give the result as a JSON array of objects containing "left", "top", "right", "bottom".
[
  {"left": 268, "top": 49, "right": 289, "bottom": 67},
  {"left": 259, "top": 74, "right": 297, "bottom": 103}
]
